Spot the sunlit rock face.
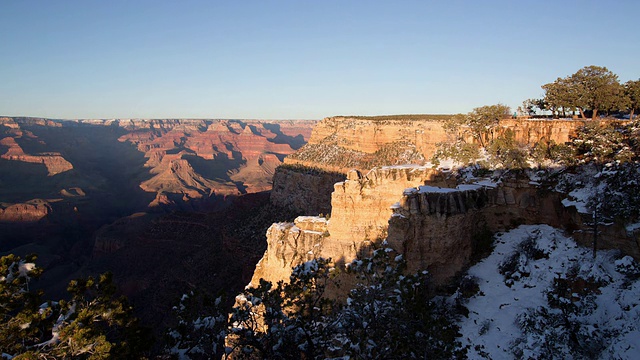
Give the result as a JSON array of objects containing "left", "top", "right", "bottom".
[
  {"left": 0, "top": 136, "right": 73, "bottom": 176},
  {"left": 270, "top": 166, "right": 346, "bottom": 215},
  {"left": 284, "top": 116, "right": 589, "bottom": 173},
  {"left": 250, "top": 216, "right": 329, "bottom": 288},
  {"left": 116, "top": 119, "right": 315, "bottom": 202},
  {"left": 251, "top": 115, "right": 627, "bottom": 288}
]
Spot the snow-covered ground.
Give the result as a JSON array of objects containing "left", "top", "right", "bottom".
[{"left": 457, "top": 225, "right": 640, "bottom": 359}]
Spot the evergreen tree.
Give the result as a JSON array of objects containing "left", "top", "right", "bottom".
[{"left": 0, "top": 254, "right": 150, "bottom": 359}]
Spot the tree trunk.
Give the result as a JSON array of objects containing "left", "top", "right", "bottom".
[
  {"left": 592, "top": 109, "right": 598, "bottom": 120},
  {"left": 631, "top": 109, "right": 635, "bottom": 120},
  {"left": 578, "top": 108, "right": 586, "bottom": 119},
  {"left": 593, "top": 207, "right": 598, "bottom": 259}
]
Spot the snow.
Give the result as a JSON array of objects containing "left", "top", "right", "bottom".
[
  {"left": 271, "top": 222, "right": 294, "bottom": 231},
  {"left": 472, "top": 179, "right": 499, "bottom": 188},
  {"left": 404, "top": 183, "right": 486, "bottom": 195},
  {"left": 457, "top": 225, "right": 640, "bottom": 359},
  {"left": 626, "top": 222, "right": 640, "bottom": 233},
  {"left": 36, "top": 303, "right": 77, "bottom": 348},
  {"left": 295, "top": 216, "right": 328, "bottom": 223},
  {"left": 561, "top": 186, "right": 593, "bottom": 214},
  {"left": 380, "top": 164, "right": 431, "bottom": 171}
]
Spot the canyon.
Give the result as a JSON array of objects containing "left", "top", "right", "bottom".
[
  {"left": 0, "top": 116, "right": 314, "bottom": 324},
  {"left": 3, "top": 114, "right": 638, "bottom": 341}
]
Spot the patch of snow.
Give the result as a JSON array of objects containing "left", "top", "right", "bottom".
[
  {"left": 416, "top": 185, "right": 458, "bottom": 193},
  {"left": 296, "top": 216, "right": 328, "bottom": 223},
  {"left": 472, "top": 179, "right": 500, "bottom": 188},
  {"left": 560, "top": 185, "right": 595, "bottom": 214},
  {"left": 457, "top": 225, "right": 640, "bottom": 359},
  {"left": 626, "top": 222, "right": 640, "bottom": 233},
  {"left": 456, "top": 184, "right": 482, "bottom": 191}
]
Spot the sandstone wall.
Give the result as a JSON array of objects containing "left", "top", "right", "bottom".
[
  {"left": 253, "top": 166, "right": 637, "bottom": 287},
  {"left": 286, "top": 117, "right": 589, "bottom": 173},
  {"left": 325, "top": 166, "right": 451, "bottom": 262},
  {"left": 250, "top": 216, "right": 328, "bottom": 287}
]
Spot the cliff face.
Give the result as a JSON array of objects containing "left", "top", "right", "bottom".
[
  {"left": 250, "top": 216, "right": 328, "bottom": 287},
  {"left": 285, "top": 116, "right": 588, "bottom": 173},
  {"left": 252, "top": 117, "right": 634, "bottom": 288},
  {"left": 255, "top": 168, "right": 579, "bottom": 287},
  {"left": 326, "top": 167, "right": 450, "bottom": 261}
]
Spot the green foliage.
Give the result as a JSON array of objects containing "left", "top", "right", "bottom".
[
  {"left": 164, "top": 291, "right": 228, "bottom": 359},
  {"left": 486, "top": 130, "right": 528, "bottom": 169},
  {"left": 184, "top": 248, "right": 464, "bottom": 359},
  {"left": 436, "top": 104, "right": 525, "bottom": 169},
  {"left": 569, "top": 120, "right": 639, "bottom": 164},
  {"left": 530, "top": 140, "right": 573, "bottom": 164},
  {"left": 519, "top": 98, "right": 545, "bottom": 116},
  {"left": 442, "top": 105, "right": 510, "bottom": 148},
  {"left": 227, "top": 258, "right": 336, "bottom": 359},
  {"left": 340, "top": 248, "right": 463, "bottom": 359},
  {"left": 432, "top": 141, "right": 480, "bottom": 166},
  {"left": 542, "top": 65, "right": 628, "bottom": 119},
  {"left": 625, "top": 79, "right": 640, "bottom": 118},
  {"left": 276, "top": 163, "right": 344, "bottom": 178},
  {"left": 0, "top": 255, "right": 149, "bottom": 359},
  {"left": 513, "top": 268, "right": 610, "bottom": 359}
]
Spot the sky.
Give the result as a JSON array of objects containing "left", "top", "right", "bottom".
[{"left": 1, "top": 0, "right": 639, "bottom": 120}]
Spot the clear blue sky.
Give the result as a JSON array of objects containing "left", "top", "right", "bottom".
[{"left": 1, "top": 0, "right": 639, "bottom": 119}]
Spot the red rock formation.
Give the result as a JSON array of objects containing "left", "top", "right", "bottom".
[
  {"left": 0, "top": 137, "right": 73, "bottom": 176},
  {"left": 0, "top": 200, "right": 50, "bottom": 222},
  {"left": 116, "top": 119, "right": 315, "bottom": 204}
]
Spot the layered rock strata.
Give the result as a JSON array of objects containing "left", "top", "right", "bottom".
[
  {"left": 285, "top": 116, "right": 593, "bottom": 173},
  {"left": 0, "top": 136, "right": 73, "bottom": 176},
  {"left": 252, "top": 165, "right": 610, "bottom": 287},
  {"left": 250, "top": 216, "right": 328, "bottom": 287}
]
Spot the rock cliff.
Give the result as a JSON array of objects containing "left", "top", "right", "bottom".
[
  {"left": 253, "top": 167, "right": 576, "bottom": 287},
  {"left": 252, "top": 116, "right": 635, "bottom": 288},
  {"left": 250, "top": 216, "right": 328, "bottom": 287},
  {"left": 285, "top": 116, "right": 588, "bottom": 173}
]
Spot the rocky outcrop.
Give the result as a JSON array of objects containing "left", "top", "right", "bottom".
[
  {"left": 0, "top": 200, "right": 50, "bottom": 222},
  {"left": 116, "top": 119, "right": 315, "bottom": 202},
  {"left": 253, "top": 162, "right": 634, "bottom": 287},
  {"left": 325, "top": 167, "right": 451, "bottom": 261},
  {"left": 386, "top": 185, "right": 490, "bottom": 283},
  {"left": 250, "top": 216, "right": 328, "bottom": 287},
  {"left": 252, "top": 166, "right": 454, "bottom": 286},
  {"left": 0, "top": 136, "right": 73, "bottom": 176}
]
